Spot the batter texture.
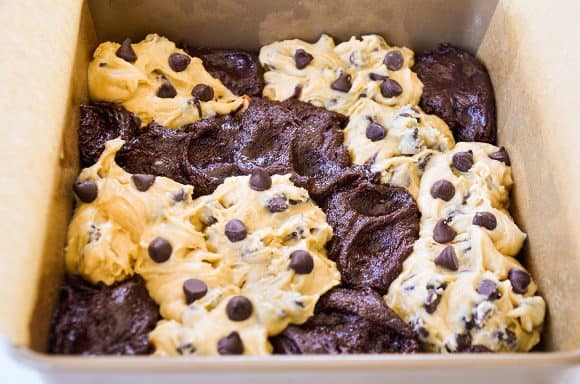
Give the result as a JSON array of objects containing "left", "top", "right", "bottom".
[
  {"left": 386, "top": 143, "right": 545, "bottom": 352},
  {"left": 88, "top": 34, "right": 247, "bottom": 129},
  {"left": 66, "top": 139, "right": 340, "bottom": 355}
]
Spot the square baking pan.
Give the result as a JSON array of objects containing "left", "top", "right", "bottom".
[{"left": 0, "top": 0, "right": 578, "bottom": 383}]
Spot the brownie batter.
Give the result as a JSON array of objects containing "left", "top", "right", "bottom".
[
  {"left": 325, "top": 182, "right": 420, "bottom": 295},
  {"left": 413, "top": 44, "right": 497, "bottom": 144},
  {"left": 182, "top": 47, "right": 265, "bottom": 97},
  {"left": 80, "top": 98, "right": 363, "bottom": 201},
  {"left": 49, "top": 275, "right": 159, "bottom": 355},
  {"left": 271, "top": 287, "right": 419, "bottom": 354}
]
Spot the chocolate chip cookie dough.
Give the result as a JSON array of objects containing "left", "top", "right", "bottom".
[
  {"left": 259, "top": 34, "right": 455, "bottom": 193},
  {"left": 65, "top": 139, "right": 340, "bottom": 355},
  {"left": 386, "top": 143, "right": 545, "bottom": 352},
  {"left": 88, "top": 34, "right": 247, "bottom": 129}
]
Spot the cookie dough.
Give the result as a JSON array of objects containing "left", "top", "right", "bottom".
[
  {"left": 413, "top": 44, "right": 497, "bottom": 144},
  {"left": 49, "top": 275, "right": 159, "bottom": 355},
  {"left": 386, "top": 143, "right": 545, "bottom": 352},
  {"left": 88, "top": 34, "right": 247, "bottom": 129},
  {"left": 65, "top": 139, "right": 340, "bottom": 355},
  {"left": 260, "top": 34, "right": 455, "bottom": 190},
  {"left": 344, "top": 100, "right": 453, "bottom": 171},
  {"left": 326, "top": 182, "right": 420, "bottom": 294},
  {"left": 79, "top": 98, "right": 364, "bottom": 201},
  {"left": 260, "top": 34, "right": 422, "bottom": 114},
  {"left": 271, "top": 287, "right": 419, "bottom": 354},
  {"left": 182, "top": 47, "right": 265, "bottom": 97}
]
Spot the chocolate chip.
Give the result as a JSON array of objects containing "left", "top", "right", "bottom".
[
  {"left": 226, "top": 296, "right": 253, "bottom": 321},
  {"left": 183, "top": 278, "right": 208, "bottom": 304},
  {"left": 331, "top": 73, "right": 352, "bottom": 92},
  {"left": 472, "top": 212, "right": 497, "bottom": 230},
  {"left": 384, "top": 50, "right": 404, "bottom": 71},
  {"left": 456, "top": 333, "right": 472, "bottom": 350},
  {"left": 266, "top": 194, "right": 289, "bottom": 213},
  {"left": 225, "top": 219, "right": 247, "bottom": 242},
  {"left": 424, "top": 288, "right": 442, "bottom": 313},
  {"left": 417, "top": 326, "right": 430, "bottom": 339},
  {"left": 366, "top": 121, "right": 386, "bottom": 141},
  {"left": 132, "top": 174, "right": 156, "bottom": 192},
  {"left": 291, "top": 84, "right": 303, "bottom": 99},
  {"left": 217, "top": 331, "right": 244, "bottom": 355},
  {"left": 173, "top": 189, "right": 186, "bottom": 202},
  {"left": 504, "top": 328, "right": 517, "bottom": 346},
  {"left": 380, "top": 79, "right": 403, "bottom": 98},
  {"left": 434, "top": 246, "right": 458, "bottom": 271},
  {"left": 452, "top": 151, "right": 474, "bottom": 172},
  {"left": 168, "top": 53, "right": 191, "bottom": 72},
  {"left": 294, "top": 49, "right": 313, "bottom": 69},
  {"left": 430, "top": 180, "right": 455, "bottom": 201},
  {"left": 369, "top": 72, "right": 389, "bottom": 81},
  {"left": 289, "top": 250, "right": 314, "bottom": 274},
  {"left": 191, "top": 84, "right": 214, "bottom": 102},
  {"left": 477, "top": 279, "right": 501, "bottom": 300},
  {"left": 489, "top": 147, "right": 511, "bottom": 166},
  {"left": 115, "top": 38, "right": 137, "bottom": 63},
  {"left": 433, "top": 220, "right": 456, "bottom": 243},
  {"left": 157, "top": 81, "right": 177, "bottom": 98},
  {"left": 508, "top": 269, "right": 531, "bottom": 294},
  {"left": 148, "top": 237, "right": 172, "bottom": 263},
  {"left": 249, "top": 169, "right": 271, "bottom": 191},
  {"left": 73, "top": 180, "right": 98, "bottom": 203}
]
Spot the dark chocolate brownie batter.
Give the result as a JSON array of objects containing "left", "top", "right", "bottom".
[
  {"left": 325, "top": 182, "right": 420, "bottom": 294},
  {"left": 413, "top": 43, "right": 497, "bottom": 144},
  {"left": 81, "top": 98, "right": 364, "bottom": 201},
  {"left": 271, "top": 287, "right": 419, "bottom": 354},
  {"left": 48, "top": 275, "right": 159, "bottom": 355},
  {"left": 79, "top": 102, "right": 140, "bottom": 168},
  {"left": 182, "top": 47, "right": 265, "bottom": 97}
]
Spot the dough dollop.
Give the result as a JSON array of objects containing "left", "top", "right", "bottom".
[
  {"left": 88, "top": 34, "right": 247, "bottom": 129},
  {"left": 65, "top": 139, "right": 340, "bottom": 355},
  {"left": 386, "top": 143, "right": 545, "bottom": 352}
]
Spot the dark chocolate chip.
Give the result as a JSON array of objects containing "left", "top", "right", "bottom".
[
  {"left": 456, "top": 333, "right": 472, "bottom": 350},
  {"left": 173, "top": 189, "right": 186, "bottom": 202},
  {"left": 217, "top": 331, "right": 244, "bottom": 355},
  {"left": 369, "top": 72, "right": 389, "bottom": 81},
  {"left": 452, "top": 151, "right": 474, "bottom": 172},
  {"left": 472, "top": 211, "right": 497, "bottom": 230},
  {"left": 168, "top": 53, "right": 191, "bottom": 72},
  {"left": 508, "top": 269, "right": 531, "bottom": 294},
  {"left": 504, "top": 328, "right": 517, "bottom": 346},
  {"left": 132, "top": 174, "right": 156, "bottom": 192},
  {"left": 380, "top": 79, "right": 403, "bottom": 98},
  {"left": 384, "top": 50, "right": 404, "bottom": 71},
  {"left": 73, "top": 180, "right": 98, "bottom": 203},
  {"left": 433, "top": 220, "right": 456, "bottom": 243},
  {"left": 266, "top": 195, "right": 289, "bottom": 213},
  {"left": 417, "top": 326, "right": 430, "bottom": 339},
  {"left": 331, "top": 73, "right": 352, "bottom": 92},
  {"left": 477, "top": 279, "right": 501, "bottom": 300},
  {"left": 115, "top": 38, "right": 137, "bottom": 63},
  {"left": 183, "top": 278, "right": 208, "bottom": 304},
  {"left": 489, "top": 147, "right": 511, "bottom": 166},
  {"left": 225, "top": 219, "right": 247, "bottom": 242},
  {"left": 98, "top": 62, "right": 107, "bottom": 67},
  {"left": 289, "top": 250, "right": 314, "bottom": 274},
  {"left": 226, "top": 296, "right": 253, "bottom": 321},
  {"left": 157, "top": 81, "right": 177, "bottom": 98},
  {"left": 291, "top": 84, "right": 303, "bottom": 99},
  {"left": 148, "top": 237, "right": 172, "bottom": 263},
  {"left": 191, "top": 84, "right": 214, "bottom": 102},
  {"left": 249, "top": 169, "right": 271, "bottom": 191},
  {"left": 430, "top": 179, "right": 455, "bottom": 201},
  {"left": 294, "top": 49, "right": 313, "bottom": 69},
  {"left": 424, "top": 288, "right": 442, "bottom": 313},
  {"left": 366, "top": 121, "right": 386, "bottom": 141},
  {"left": 434, "top": 246, "right": 458, "bottom": 271}
]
